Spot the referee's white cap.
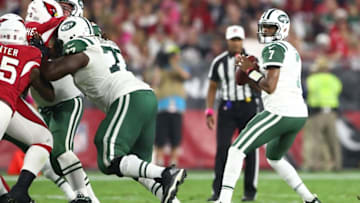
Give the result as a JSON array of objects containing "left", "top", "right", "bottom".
[{"left": 226, "top": 25, "right": 245, "bottom": 40}]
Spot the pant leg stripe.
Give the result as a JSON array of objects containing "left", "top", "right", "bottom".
[
  {"left": 102, "top": 97, "right": 124, "bottom": 166},
  {"left": 233, "top": 112, "right": 275, "bottom": 149},
  {"left": 69, "top": 97, "right": 83, "bottom": 150},
  {"left": 65, "top": 98, "right": 80, "bottom": 151},
  {"left": 238, "top": 115, "right": 282, "bottom": 152},
  {"left": 109, "top": 94, "right": 130, "bottom": 161}
]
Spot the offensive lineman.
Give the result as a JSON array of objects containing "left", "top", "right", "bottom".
[
  {"left": 33, "top": 16, "right": 186, "bottom": 203},
  {"left": 216, "top": 9, "right": 321, "bottom": 203},
  {"left": 27, "top": 0, "right": 99, "bottom": 202}
]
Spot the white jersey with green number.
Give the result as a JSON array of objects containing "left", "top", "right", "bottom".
[
  {"left": 259, "top": 40, "right": 308, "bottom": 117},
  {"left": 62, "top": 36, "right": 152, "bottom": 112}
]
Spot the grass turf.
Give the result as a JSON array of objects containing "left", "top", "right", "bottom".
[{"left": 4, "top": 170, "right": 359, "bottom": 203}]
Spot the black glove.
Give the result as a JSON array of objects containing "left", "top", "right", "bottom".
[{"left": 29, "top": 34, "right": 49, "bottom": 58}]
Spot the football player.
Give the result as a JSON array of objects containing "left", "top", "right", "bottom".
[
  {"left": 27, "top": 0, "right": 99, "bottom": 202},
  {"left": 0, "top": 14, "right": 54, "bottom": 203},
  {"left": 216, "top": 9, "right": 321, "bottom": 203},
  {"left": 35, "top": 16, "right": 186, "bottom": 203}
]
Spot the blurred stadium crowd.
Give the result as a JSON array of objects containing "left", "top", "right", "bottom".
[{"left": 2, "top": 0, "right": 360, "bottom": 110}]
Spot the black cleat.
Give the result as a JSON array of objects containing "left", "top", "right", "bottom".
[
  {"left": 304, "top": 194, "right": 321, "bottom": 203},
  {"left": 207, "top": 194, "right": 219, "bottom": 202},
  {"left": 70, "top": 194, "right": 91, "bottom": 203},
  {"left": 0, "top": 193, "right": 15, "bottom": 203},
  {"left": 7, "top": 192, "right": 35, "bottom": 203},
  {"left": 241, "top": 195, "right": 256, "bottom": 202},
  {"left": 161, "top": 165, "right": 187, "bottom": 203}
]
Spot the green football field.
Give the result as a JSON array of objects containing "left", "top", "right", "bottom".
[{"left": 4, "top": 170, "right": 360, "bottom": 203}]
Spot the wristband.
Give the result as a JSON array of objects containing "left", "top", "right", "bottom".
[
  {"left": 205, "top": 108, "right": 214, "bottom": 116},
  {"left": 245, "top": 67, "right": 255, "bottom": 75},
  {"left": 248, "top": 69, "right": 264, "bottom": 83}
]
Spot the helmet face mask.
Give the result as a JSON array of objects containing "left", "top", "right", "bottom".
[
  {"left": 258, "top": 9, "right": 290, "bottom": 44},
  {"left": 57, "top": 0, "right": 84, "bottom": 17}
]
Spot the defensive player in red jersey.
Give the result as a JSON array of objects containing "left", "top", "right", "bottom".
[{"left": 0, "top": 14, "right": 55, "bottom": 203}]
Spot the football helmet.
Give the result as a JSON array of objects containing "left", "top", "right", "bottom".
[
  {"left": 0, "top": 14, "right": 27, "bottom": 45},
  {"left": 25, "top": 0, "right": 64, "bottom": 23},
  {"left": 58, "top": 16, "right": 94, "bottom": 44},
  {"left": 57, "top": 0, "right": 84, "bottom": 17},
  {"left": 258, "top": 8, "right": 290, "bottom": 44}
]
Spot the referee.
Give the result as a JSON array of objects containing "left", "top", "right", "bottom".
[{"left": 205, "top": 25, "right": 261, "bottom": 202}]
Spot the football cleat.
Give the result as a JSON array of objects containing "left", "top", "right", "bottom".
[
  {"left": 207, "top": 194, "right": 219, "bottom": 202},
  {"left": 70, "top": 194, "right": 91, "bottom": 203},
  {"left": 161, "top": 165, "right": 187, "bottom": 203},
  {"left": 304, "top": 194, "right": 321, "bottom": 203},
  {"left": 7, "top": 191, "right": 35, "bottom": 203},
  {"left": 241, "top": 195, "right": 256, "bottom": 202}
]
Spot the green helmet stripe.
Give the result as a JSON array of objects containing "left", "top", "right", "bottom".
[{"left": 266, "top": 9, "right": 276, "bottom": 19}]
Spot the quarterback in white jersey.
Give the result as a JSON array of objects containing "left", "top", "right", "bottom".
[
  {"left": 259, "top": 40, "right": 308, "bottom": 117},
  {"left": 216, "top": 9, "right": 321, "bottom": 203},
  {"left": 36, "top": 16, "right": 186, "bottom": 203}
]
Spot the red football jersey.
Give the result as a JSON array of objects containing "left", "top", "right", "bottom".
[
  {"left": 0, "top": 43, "right": 41, "bottom": 111},
  {"left": 26, "top": 16, "right": 66, "bottom": 46}
]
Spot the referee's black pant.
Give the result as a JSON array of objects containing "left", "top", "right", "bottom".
[{"left": 212, "top": 99, "right": 259, "bottom": 198}]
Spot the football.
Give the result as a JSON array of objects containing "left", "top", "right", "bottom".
[{"left": 235, "top": 55, "right": 260, "bottom": 85}]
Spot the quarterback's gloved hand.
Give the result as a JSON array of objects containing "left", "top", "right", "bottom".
[{"left": 29, "top": 33, "right": 49, "bottom": 58}]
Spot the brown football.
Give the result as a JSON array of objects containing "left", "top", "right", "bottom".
[{"left": 235, "top": 55, "right": 260, "bottom": 85}]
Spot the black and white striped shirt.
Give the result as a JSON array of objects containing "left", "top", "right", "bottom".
[{"left": 208, "top": 51, "right": 258, "bottom": 101}]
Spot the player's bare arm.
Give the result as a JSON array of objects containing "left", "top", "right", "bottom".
[
  {"left": 30, "top": 68, "right": 55, "bottom": 101},
  {"left": 257, "top": 67, "right": 279, "bottom": 94},
  {"left": 41, "top": 52, "right": 89, "bottom": 81},
  {"left": 205, "top": 80, "right": 218, "bottom": 130}
]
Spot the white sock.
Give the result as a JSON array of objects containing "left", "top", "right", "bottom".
[
  {"left": 0, "top": 175, "right": 9, "bottom": 195},
  {"left": 267, "top": 158, "right": 315, "bottom": 201},
  {"left": 219, "top": 147, "right": 246, "bottom": 203},
  {"left": 41, "top": 159, "right": 76, "bottom": 201},
  {"left": 65, "top": 168, "right": 88, "bottom": 196},
  {"left": 84, "top": 173, "right": 100, "bottom": 203},
  {"left": 58, "top": 152, "right": 88, "bottom": 196},
  {"left": 138, "top": 178, "right": 181, "bottom": 202},
  {"left": 22, "top": 145, "right": 49, "bottom": 175},
  {"left": 138, "top": 178, "right": 163, "bottom": 199},
  {"left": 119, "top": 155, "right": 164, "bottom": 178}
]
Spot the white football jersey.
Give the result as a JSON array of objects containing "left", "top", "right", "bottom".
[
  {"left": 259, "top": 40, "right": 308, "bottom": 117},
  {"left": 31, "top": 75, "right": 82, "bottom": 107},
  {"left": 62, "top": 36, "right": 152, "bottom": 112}
]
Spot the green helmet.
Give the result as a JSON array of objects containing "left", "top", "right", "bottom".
[{"left": 57, "top": 0, "right": 84, "bottom": 17}]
